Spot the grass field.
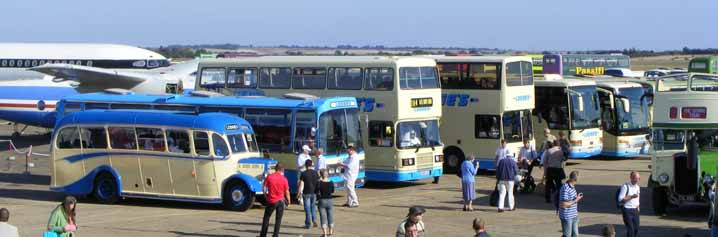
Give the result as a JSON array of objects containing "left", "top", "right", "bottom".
[
  {"left": 631, "top": 55, "right": 709, "bottom": 71},
  {"left": 700, "top": 150, "right": 718, "bottom": 176}
]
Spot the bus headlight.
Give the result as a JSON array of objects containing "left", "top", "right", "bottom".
[
  {"left": 434, "top": 155, "right": 444, "bottom": 163},
  {"left": 659, "top": 173, "right": 670, "bottom": 184},
  {"left": 401, "top": 158, "right": 415, "bottom": 167}
]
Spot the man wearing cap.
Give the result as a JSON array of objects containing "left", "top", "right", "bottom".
[
  {"left": 559, "top": 171, "right": 583, "bottom": 237},
  {"left": 297, "top": 145, "right": 313, "bottom": 172},
  {"left": 339, "top": 145, "right": 360, "bottom": 207},
  {"left": 396, "top": 206, "right": 426, "bottom": 237},
  {"left": 541, "top": 128, "right": 557, "bottom": 153}
]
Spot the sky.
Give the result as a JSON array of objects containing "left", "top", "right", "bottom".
[{"left": 1, "top": 0, "right": 715, "bottom": 51}]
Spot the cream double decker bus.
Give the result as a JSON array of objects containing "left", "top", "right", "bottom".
[
  {"left": 533, "top": 79, "right": 603, "bottom": 158},
  {"left": 194, "top": 56, "right": 443, "bottom": 182},
  {"left": 434, "top": 56, "right": 535, "bottom": 170},
  {"left": 50, "top": 110, "right": 273, "bottom": 211}
]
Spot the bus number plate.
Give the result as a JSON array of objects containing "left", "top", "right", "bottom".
[{"left": 411, "top": 98, "right": 433, "bottom": 108}]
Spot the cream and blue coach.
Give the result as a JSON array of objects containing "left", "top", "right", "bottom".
[{"left": 50, "top": 110, "right": 275, "bottom": 211}]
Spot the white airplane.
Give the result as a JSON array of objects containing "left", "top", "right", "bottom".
[{"left": 0, "top": 43, "right": 198, "bottom": 136}]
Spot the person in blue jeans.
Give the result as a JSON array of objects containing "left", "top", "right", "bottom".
[
  {"left": 559, "top": 171, "right": 583, "bottom": 237},
  {"left": 298, "top": 159, "right": 320, "bottom": 229},
  {"left": 316, "top": 169, "right": 335, "bottom": 236}
]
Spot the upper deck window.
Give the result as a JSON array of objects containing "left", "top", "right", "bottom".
[
  {"left": 328, "top": 67, "right": 363, "bottom": 90},
  {"left": 259, "top": 67, "right": 291, "bottom": 89},
  {"left": 506, "top": 61, "right": 533, "bottom": 86},
  {"left": 438, "top": 63, "right": 500, "bottom": 90},
  {"left": 199, "top": 68, "right": 226, "bottom": 89},
  {"left": 364, "top": 68, "right": 394, "bottom": 91},
  {"left": 399, "top": 67, "right": 439, "bottom": 90},
  {"left": 292, "top": 67, "right": 327, "bottom": 89},
  {"left": 228, "top": 68, "right": 257, "bottom": 88}
]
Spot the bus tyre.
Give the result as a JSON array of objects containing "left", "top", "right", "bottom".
[
  {"left": 93, "top": 173, "right": 120, "bottom": 204},
  {"left": 444, "top": 148, "right": 464, "bottom": 172},
  {"left": 223, "top": 180, "right": 254, "bottom": 212},
  {"left": 652, "top": 187, "right": 668, "bottom": 215}
]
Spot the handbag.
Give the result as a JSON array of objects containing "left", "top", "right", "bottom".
[{"left": 43, "top": 231, "right": 59, "bottom": 237}]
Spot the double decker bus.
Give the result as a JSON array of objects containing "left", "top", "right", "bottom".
[
  {"left": 689, "top": 56, "right": 718, "bottom": 74},
  {"left": 543, "top": 54, "right": 631, "bottom": 76},
  {"left": 526, "top": 54, "right": 544, "bottom": 75},
  {"left": 50, "top": 110, "right": 273, "bottom": 211},
  {"left": 533, "top": 79, "right": 603, "bottom": 158},
  {"left": 194, "top": 56, "right": 443, "bottom": 182},
  {"left": 56, "top": 91, "right": 365, "bottom": 192},
  {"left": 650, "top": 73, "right": 718, "bottom": 215},
  {"left": 594, "top": 80, "right": 651, "bottom": 157},
  {"left": 434, "top": 56, "right": 535, "bottom": 170}
]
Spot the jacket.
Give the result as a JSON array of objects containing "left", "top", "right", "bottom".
[
  {"left": 496, "top": 157, "right": 518, "bottom": 181},
  {"left": 48, "top": 205, "right": 75, "bottom": 237}
]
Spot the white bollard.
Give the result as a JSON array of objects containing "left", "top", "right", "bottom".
[{"left": 7, "top": 156, "right": 15, "bottom": 161}]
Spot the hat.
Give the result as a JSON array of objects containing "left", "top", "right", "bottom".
[
  {"left": 346, "top": 143, "right": 356, "bottom": 150},
  {"left": 544, "top": 128, "right": 551, "bottom": 133},
  {"left": 407, "top": 206, "right": 426, "bottom": 216},
  {"left": 302, "top": 145, "right": 311, "bottom": 152}
]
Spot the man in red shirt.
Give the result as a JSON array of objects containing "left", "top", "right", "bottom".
[{"left": 260, "top": 163, "right": 291, "bottom": 237}]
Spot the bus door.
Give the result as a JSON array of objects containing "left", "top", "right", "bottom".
[
  {"left": 596, "top": 88, "right": 617, "bottom": 150},
  {"left": 195, "top": 131, "right": 221, "bottom": 197},
  {"left": 167, "top": 129, "right": 198, "bottom": 196},
  {"left": 107, "top": 127, "right": 143, "bottom": 193}
]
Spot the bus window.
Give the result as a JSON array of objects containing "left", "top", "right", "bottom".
[
  {"left": 85, "top": 103, "right": 109, "bottom": 110},
  {"left": 137, "top": 128, "right": 166, "bottom": 152},
  {"left": 108, "top": 127, "right": 137, "bottom": 150},
  {"left": 193, "top": 131, "right": 210, "bottom": 156},
  {"left": 245, "top": 108, "right": 292, "bottom": 152},
  {"left": 227, "top": 133, "right": 247, "bottom": 153},
  {"left": 521, "top": 61, "right": 533, "bottom": 85},
  {"left": 57, "top": 127, "right": 81, "bottom": 149},
  {"left": 438, "top": 63, "right": 461, "bottom": 89},
  {"left": 79, "top": 127, "right": 107, "bottom": 149},
  {"left": 294, "top": 110, "right": 317, "bottom": 152},
  {"left": 469, "top": 63, "right": 500, "bottom": 90},
  {"left": 535, "top": 87, "right": 569, "bottom": 130},
  {"left": 691, "top": 75, "right": 718, "bottom": 91},
  {"left": 502, "top": 111, "right": 523, "bottom": 142},
  {"left": 199, "top": 68, "right": 226, "bottom": 89},
  {"left": 507, "top": 62, "right": 522, "bottom": 86},
  {"left": 292, "top": 67, "right": 326, "bottom": 89},
  {"left": 155, "top": 105, "right": 196, "bottom": 112},
  {"left": 364, "top": 68, "right": 394, "bottom": 91},
  {"left": 110, "top": 104, "right": 152, "bottom": 110},
  {"left": 228, "top": 68, "right": 257, "bottom": 88},
  {"left": 318, "top": 109, "right": 363, "bottom": 155},
  {"left": 369, "top": 121, "right": 393, "bottom": 147},
  {"left": 245, "top": 133, "right": 259, "bottom": 152},
  {"left": 166, "top": 129, "right": 191, "bottom": 153},
  {"left": 474, "top": 115, "right": 500, "bottom": 139},
  {"left": 259, "top": 67, "right": 291, "bottom": 89},
  {"left": 397, "top": 120, "right": 440, "bottom": 149},
  {"left": 520, "top": 110, "right": 533, "bottom": 140},
  {"left": 399, "top": 67, "right": 439, "bottom": 90},
  {"left": 328, "top": 67, "right": 363, "bottom": 90},
  {"left": 212, "top": 133, "right": 230, "bottom": 157}
]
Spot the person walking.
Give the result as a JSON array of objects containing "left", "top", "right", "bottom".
[
  {"left": 0, "top": 208, "right": 18, "bottom": 237},
  {"left": 338, "top": 145, "right": 360, "bottom": 207},
  {"left": 559, "top": 171, "right": 583, "bottom": 237},
  {"left": 473, "top": 217, "right": 490, "bottom": 237},
  {"left": 260, "top": 163, "right": 291, "bottom": 237},
  {"left": 396, "top": 206, "right": 426, "bottom": 237},
  {"left": 618, "top": 171, "right": 641, "bottom": 237},
  {"left": 461, "top": 155, "right": 479, "bottom": 211},
  {"left": 543, "top": 141, "right": 566, "bottom": 203},
  {"left": 316, "top": 169, "right": 335, "bottom": 237},
  {"left": 297, "top": 145, "right": 313, "bottom": 172},
  {"left": 496, "top": 154, "right": 518, "bottom": 212},
  {"left": 298, "top": 160, "right": 320, "bottom": 229},
  {"left": 47, "top": 196, "right": 77, "bottom": 237}
]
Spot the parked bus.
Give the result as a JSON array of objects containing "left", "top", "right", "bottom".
[
  {"left": 434, "top": 56, "right": 535, "bottom": 170},
  {"left": 688, "top": 56, "right": 718, "bottom": 74},
  {"left": 193, "top": 56, "right": 443, "bottom": 182},
  {"left": 650, "top": 73, "right": 718, "bottom": 215},
  {"left": 527, "top": 54, "right": 544, "bottom": 75},
  {"left": 50, "top": 110, "right": 273, "bottom": 211},
  {"left": 543, "top": 54, "right": 630, "bottom": 76},
  {"left": 594, "top": 80, "right": 651, "bottom": 157},
  {"left": 56, "top": 91, "right": 365, "bottom": 191},
  {"left": 533, "top": 79, "right": 603, "bottom": 158}
]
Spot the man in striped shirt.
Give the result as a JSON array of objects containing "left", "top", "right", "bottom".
[{"left": 559, "top": 171, "right": 583, "bottom": 237}]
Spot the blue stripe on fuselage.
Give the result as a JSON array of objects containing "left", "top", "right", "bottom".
[{"left": 0, "top": 86, "right": 77, "bottom": 100}]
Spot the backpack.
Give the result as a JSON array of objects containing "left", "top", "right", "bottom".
[{"left": 615, "top": 184, "right": 628, "bottom": 209}]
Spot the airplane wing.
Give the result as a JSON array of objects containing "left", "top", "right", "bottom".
[{"left": 28, "top": 63, "right": 149, "bottom": 89}]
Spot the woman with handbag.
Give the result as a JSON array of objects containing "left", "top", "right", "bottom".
[{"left": 46, "top": 196, "right": 77, "bottom": 237}]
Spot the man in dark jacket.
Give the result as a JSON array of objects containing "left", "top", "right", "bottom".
[{"left": 496, "top": 155, "right": 518, "bottom": 212}]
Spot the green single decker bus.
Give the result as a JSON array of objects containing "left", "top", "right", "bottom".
[{"left": 689, "top": 56, "right": 718, "bottom": 74}]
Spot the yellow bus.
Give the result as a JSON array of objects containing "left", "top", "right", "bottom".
[
  {"left": 194, "top": 56, "right": 443, "bottom": 182},
  {"left": 533, "top": 79, "right": 603, "bottom": 158},
  {"left": 434, "top": 56, "right": 535, "bottom": 170},
  {"left": 50, "top": 110, "right": 273, "bottom": 211}
]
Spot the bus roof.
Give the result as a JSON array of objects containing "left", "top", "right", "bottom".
[
  {"left": 199, "top": 56, "right": 436, "bottom": 67},
  {"left": 594, "top": 80, "right": 644, "bottom": 90},
  {"left": 426, "top": 55, "right": 531, "bottom": 63},
  {"left": 62, "top": 92, "right": 358, "bottom": 112},
  {"left": 56, "top": 110, "right": 254, "bottom": 134},
  {"left": 534, "top": 79, "right": 596, "bottom": 87}
]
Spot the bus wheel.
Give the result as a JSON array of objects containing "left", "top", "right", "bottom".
[
  {"left": 223, "top": 180, "right": 254, "bottom": 211},
  {"left": 652, "top": 187, "right": 668, "bottom": 215},
  {"left": 444, "top": 148, "right": 464, "bottom": 172},
  {"left": 93, "top": 172, "right": 120, "bottom": 204}
]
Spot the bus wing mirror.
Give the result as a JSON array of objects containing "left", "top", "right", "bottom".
[
  {"left": 578, "top": 95, "right": 584, "bottom": 112},
  {"left": 620, "top": 97, "right": 630, "bottom": 113}
]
